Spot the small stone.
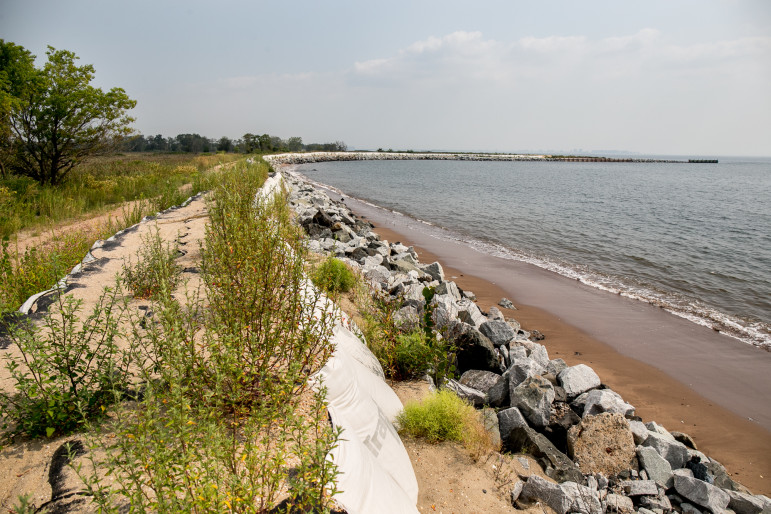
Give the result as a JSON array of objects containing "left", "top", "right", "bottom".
[
  {"left": 620, "top": 479, "right": 659, "bottom": 496},
  {"left": 510, "top": 481, "right": 524, "bottom": 504},
  {"left": 499, "top": 297, "right": 516, "bottom": 309},
  {"left": 606, "top": 493, "right": 635, "bottom": 514}
]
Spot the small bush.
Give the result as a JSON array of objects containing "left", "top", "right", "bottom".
[
  {"left": 0, "top": 285, "right": 131, "bottom": 438},
  {"left": 397, "top": 389, "right": 478, "bottom": 443},
  {"left": 121, "top": 227, "right": 181, "bottom": 300},
  {"left": 312, "top": 256, "right": 356, "bottom": 294}
]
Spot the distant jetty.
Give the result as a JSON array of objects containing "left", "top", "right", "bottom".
[{"left": 268, "top": 151, "right": 716, "bottom": 165}]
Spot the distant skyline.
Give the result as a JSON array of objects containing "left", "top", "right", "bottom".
[{"left": 2, "top": 0, "right": 770, "bottom": 156}]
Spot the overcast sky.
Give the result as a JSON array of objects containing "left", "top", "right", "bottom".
[{"left": 3, "top": 0, "right": 770, "bottom": 156}]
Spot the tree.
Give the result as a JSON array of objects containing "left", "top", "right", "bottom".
[
  {"left": 286, "top": 136, "right": 303, "bottom": 152},
  {"left": 0, "top": 40, "right": 39, "bottom": 178},
  {"left": 3, "top": 44, "right": 135, "bottom": 185},
  {"left": 217, "top": 136, "right": 233, "bottom": 152}
]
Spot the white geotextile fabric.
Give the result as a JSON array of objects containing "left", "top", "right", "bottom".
[
  {"left": 260, "top": 171, "right": 418, "bottom": 512},
  {"left": 319, "top": 325, "right": 420, "bottom": 514}
]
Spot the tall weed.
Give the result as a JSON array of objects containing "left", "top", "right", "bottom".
[{"left": 0, "top": 285, "right": 131, "bottom": 438}]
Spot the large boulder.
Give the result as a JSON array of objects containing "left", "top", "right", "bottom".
[
  {"left": 456, "top": 299, "right": 486, "bottom": 328},
  {"left": 435, "top": 281, "right": 462, "bottom": 301},
  {"left": 619, "top": 480, "right": 658, "bottom": 496},
  {"left": 479, "top": 320, "right": 517, "bottom": 347},
  {"left": 726, "top": 490, "right": 769, "bottom": 514},
  {"left": 421, "top": 261, "right": 445, "bottom": 282},
  {"left": 674, "top": 474, "right": 731, "bottom": 513},
  {"left": 452, "top": 325, "right": 501, "bottom": 374},
  {"left": 557, "top": 364, "right": 601, "bottom": 398},
  {"left": 566, "top": 413, "right": 636, "bottom": 476},
  {"left": 504, "top": 425, "right": 584, "bottom": 483},
  {"left": 508, "top": 358, "right": 546, "bottom": 388},
  {"left": 445, "top": 379, "right": 485, "bottom": 407},
  {"left": 497, "top": 407, "right": 528, "bottom": 443},
  {"left": 511, "top": 376, "right": 555, "bottom": 429},
  {"left": 430, "top": 293, "right": 459, "bottom": 329},
  {"left": 606, "top": 494, "right": 635, "bottom": 514},
  {"left": 573, "top": 388, "right": 635, "bottom": 418},
  {"left": 642, "top": 431, "right": 690, "bottom": 469},
  {"left": 560, "top": 481, "right": 602, "bottom": 514},
  {"left": 459, "top": 369, "right": 501, "bottom": 394},
  {"left": 519, "top": 475, "right": 570, "bottom": 514},
  {"left": 519, "top": 341, "right": 550, "bottom": 369},
  {"left": 637, "top": 445, "right": 674, "bottom": 488}
]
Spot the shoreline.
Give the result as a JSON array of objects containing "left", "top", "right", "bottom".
[{"left": 292, "top": 177, "right": 771, "bottom": 496}]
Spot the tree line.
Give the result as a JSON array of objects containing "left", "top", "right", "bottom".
[{"left": 122, "top": 133, "right": 348, "bottom": 154}]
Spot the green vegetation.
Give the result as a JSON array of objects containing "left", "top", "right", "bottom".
[
  {"left": 397, "top": 389, "right": 480, "bottom": 443},
  {"left": 0, "top": 286, "right": 130, "bottom": 438},
  {"left": 356, "top": 286, "right": 456, "bottom": 384},
  {"left": 121, "top": 227, "right": 181, "bottom": 300},
  {"left": 312, "top": 255, "right": 356, "bottom": 294},
  {"left": 1, "top": 158, "right": 341, "bottom": 511},
  {"left": 0, "top": 152, "right": 240, "bottom": 314},
  {"left": 1, "top": 42, "right": 136, "bottom": 185}
]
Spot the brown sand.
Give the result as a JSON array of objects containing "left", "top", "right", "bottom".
[{"left": 368, "top": 222, "right": 771, "bottom": 496}]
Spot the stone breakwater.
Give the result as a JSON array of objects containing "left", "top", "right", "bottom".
[
  {"left": 284, "top": 170, "right": 771, "bottom": 514},
  {"left": 268, "top": 151, "right": 689, "bottom": 165}
]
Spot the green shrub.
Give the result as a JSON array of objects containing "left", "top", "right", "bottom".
[
  {"left": 312, "top": 255, "right": 356, "bottom": 294},
  {"left": 121, "top": 227, "right": 181, "bottom": 300},
  {"left": 396, "top": 389, "right": 476, "bottom": 443},
  {"left": 0, "top": 285, "right": 131, "bottom": 438}
]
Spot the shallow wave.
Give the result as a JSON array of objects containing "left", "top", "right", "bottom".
[{"left": 292, "top": 169, "right": 771, "bottom": 351}]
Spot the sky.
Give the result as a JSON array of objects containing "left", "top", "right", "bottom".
[{"left": 2, "top": 0, "right": 770, "bottom": 156}]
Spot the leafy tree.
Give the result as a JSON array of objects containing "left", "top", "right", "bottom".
[
  {"left": 287, "top": 136, "right": 303, "bottom": 152},
  {"left": 242, "top": 133, "right": 258, "bottom": 153},
  {"left": 0, "top": 40, "right": 39, "bottom": 178},
  {"left": 217, "top": 136, "right": 233, "bottom": 152},
  {"left": 2, "top": 44, "right": 136, "bottom": 185},
  {"left": 258, "top": 133, "right": 273, "bottom": 152}
]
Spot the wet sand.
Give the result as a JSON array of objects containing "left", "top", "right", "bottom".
[{"left": 321, "top": 187, "right": 771, "bottom": 496}]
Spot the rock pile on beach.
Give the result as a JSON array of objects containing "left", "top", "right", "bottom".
[{"left": 285, "top": 172, "right": 771, "bottom": 514}]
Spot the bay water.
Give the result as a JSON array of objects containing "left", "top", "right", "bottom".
[{"left": 296, "top": 157, "right": 771, "bottom": 350}]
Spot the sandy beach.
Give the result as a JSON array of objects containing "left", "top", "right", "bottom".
[{"left": 315, "top": 185, "right": 771, "bottom": 496}]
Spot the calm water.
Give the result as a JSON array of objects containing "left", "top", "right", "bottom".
[{"left": 296, "top": 158, "right": 771, "bottom": 349}]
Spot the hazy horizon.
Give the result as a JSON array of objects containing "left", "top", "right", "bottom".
[{"left": 3, "top": 1, "right": 770, "bottom": 157}]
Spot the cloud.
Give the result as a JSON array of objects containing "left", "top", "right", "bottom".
[{"left": 349, "top": 29, "right": 770, "bottom": 86}]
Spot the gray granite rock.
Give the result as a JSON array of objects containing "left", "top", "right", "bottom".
[
  {"left": 498, "top": 407, "right": 528, "bottom": 443},
  {"left": 453, "top": 325, "right": 501, "bottom": 374},
  {"left": 558, "top": 364, "right": 601, "bottom": 398},
  {"left": 637, "top": 445, "right": 674, "bottom": 488},
  {"left": 520, "top": 341, "right": 550, "bottom": 369},
  {"left": 488, "top": 306, "right": 505, "bottom": 321},
  {"left": 640, "top": 492, "right": 673, "bottom": 512},
  {"left": 435, "top": 280, "right": 462, "bottom": 301},
  {"left": 508, "top": 358, "right": 546, "bottom": 388},
  {"left": 560, "top": 481, "right": 602, "bottom": 514},
  {"left": 643, "top": 431, "right": 690, "bottom": 470},
  {"left": 459, "top": 369, "right": 502, "bottom": 394},
  {"left": 511, "top": 376, "right": 555, "bottom": 429},
  {"left": 508, "top": 344, "right": 529, "bottom": 363},
  {"left": 480, "top": 319, "right": 517, "bottom": 347},
  {"left": 573, "top": 388, "right": 635, "bottom": 418},
  {"left": 620, "top": 479, "right": 659, "bottom": 496},
  {"left": 520, "top": 475, "right": 570, "bottom": 514},
  {"left": 504, "top": 424, "right": 584, "bottom": 484},
  {"left": 445, "top": 379, "right": 485, "bottom": 407},
  {"left": 421, "top": 261, "right": 444, "bottom": 282},
  {"left": 457, "top": 299, "right": 486, "bottom": 328},
  {"left": 499, "top": 297, "right": 516, "bottom": 309},
  {"left": 606, "top": 493, "right": 636, "bottom": 514},
  {"left": 726, "top": 490, "right": 768, "bottom": 514},
  {"left": 546, "top": 358, "right": 568, "bottom": 376},
  {"left": 674, "top": 474, "right": 730, "bottom": 513},
  {"left": 630, "top": 420, "right": 650, "bottom": 445},
  {"left": 510, "top": 480, "right": 524, "bottom": 505}
]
